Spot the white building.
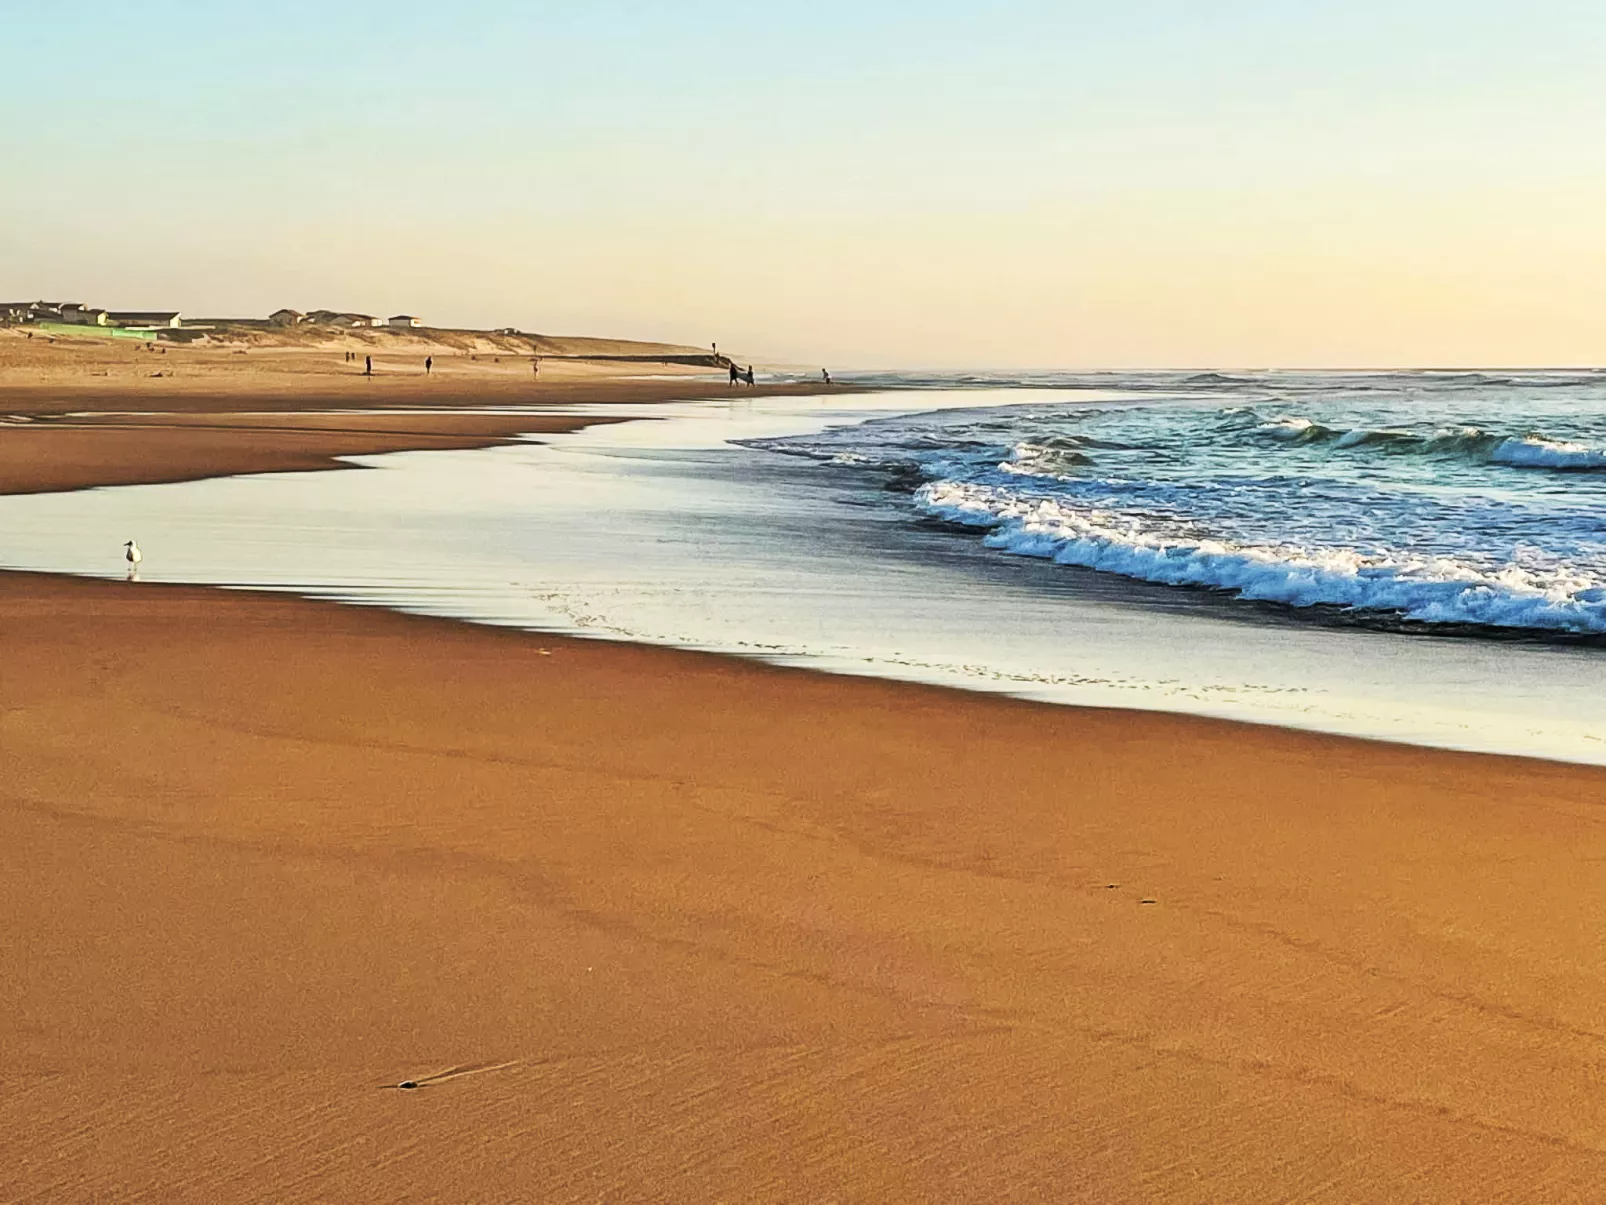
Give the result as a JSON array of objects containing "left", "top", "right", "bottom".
[
  {"left": 388, "top": 314, "right": 422, "bottom": 328},
  {"left": 60, "top": 304, "right": 109, "bottom": 326},
  {"left": 305, "top": 310, "right": 380, "bottom": 327},
  {"left": 107, "top": 311, "right": 182, "bottom": 330}
]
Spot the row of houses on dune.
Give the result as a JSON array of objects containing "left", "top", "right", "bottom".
[
  {"left": 271, "top": 309, "right": 422, "bottom": 329},
  {"left": 0, "top": 301, "right": 425, "bottom": 333},
  {"left": 1, "top": 301, "right": 181, "bottom": 329}
]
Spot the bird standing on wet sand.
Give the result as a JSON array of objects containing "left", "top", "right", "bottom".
[{"left": 124, "top": 539, "right": 141, "bottom": 578}]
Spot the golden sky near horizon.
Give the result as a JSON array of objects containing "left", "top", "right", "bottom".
[{"left": 6, "top": 3, "right": 1605, "bottom": 368}]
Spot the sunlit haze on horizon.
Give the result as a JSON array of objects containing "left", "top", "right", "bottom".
[{"left": 5, "top": 0, "right": 1604, "bottom": 368}]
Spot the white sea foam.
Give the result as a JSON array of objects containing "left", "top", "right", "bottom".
[
  {"left": 1257, "top": 416, "right": 1325, "bottom": 440},
  {"left": 1000, "top": 439, "right": 1095, "bottom": 478},
  {"left": 1490, "top": 436, "right": 1606, "bottom": 470},
  {"left": 1241, "top": 415, "right": 1606, "bottom": 470},
  {"left": 916, "top": 480, "right": 1606, "bottom": 634}
]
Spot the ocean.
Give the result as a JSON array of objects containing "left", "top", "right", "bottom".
[
  {"left": 2, "top": 372, "right": 1603, "bottom": 762},
  {"left": 752, "top": 370, "right": 1606, "bottom": 637}
]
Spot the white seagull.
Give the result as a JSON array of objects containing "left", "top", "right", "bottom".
[{"left": 124, "top": 539, "right": 142, "bottom": 577}]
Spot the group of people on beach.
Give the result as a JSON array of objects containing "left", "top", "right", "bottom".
[
  {"left": 346, "top": 351, "right": 542, "bottom": 378},
  {"left": 727, "top": 362, "right": 835, "bottom": 387},
  {"left": 343, "top": 345, "right": 792, "bottom": 388}
]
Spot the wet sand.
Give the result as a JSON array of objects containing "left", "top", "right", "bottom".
[
  {"left": 5, "top": 346, "right": 1606, "bottom": 1201},
  {"left": 5, "top": 570, "right": 1606, "bottom": 1202},
  {"left": 0, "top": 411, "right": 625, "bottom": 494},
  {"left": 0, "top": 330, "right": 826, "bottom": 492}
]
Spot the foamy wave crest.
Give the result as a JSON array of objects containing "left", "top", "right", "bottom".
[
  {"left": 1244, "top": 412, "right": 1481, "bottom": 452},
  {"left": 916, "top": 480, "right": 1606, "bottom": 634},
  {"left": 1332, "top": 427, "right": 1417, "bottom": 449},
  {"left": 1000, "top": 438, "right": 1096, "bottom": 478},
  {"left": 1490, "top": 436, "right": 1606, "bottom": 470},
  {"left": 1242, "top": 413, "right": 1606, "bottom": 470},
  {"left": 1256, "top": 416, "right": 1334, "bottom": 442}
]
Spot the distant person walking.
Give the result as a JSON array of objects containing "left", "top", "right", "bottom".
[
  {"left": 425, "top": 355, "right": 433, "bottom": 375},
  {"left": 728, "top": 361, "right": 739, "bottom": 387},
  {"left": 822, "top": 369, "right": 832, "bottom": 386},
  {"left": 532, "top": 356, "right": 540, "bottom": 377},
  {"left": 744, "top": 365, "right": 755, "bottom": 387},
  {"left": 364, "top": 354, "right": 372, "bottom": 377}
]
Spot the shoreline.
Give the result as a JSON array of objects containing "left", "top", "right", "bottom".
[
  {"left": 2, "top": 372, "right": 1601, "bottom": 769},
  {"left": 0, "top": 375, "right": 841, "bottom": 495}
]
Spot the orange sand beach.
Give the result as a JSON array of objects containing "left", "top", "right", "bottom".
[
  {"left": 0, "top": 329, "right": 825, "bottom": 493},
  {"left": 5, "top": 352, "right": 1606, "bottom": 1202}
]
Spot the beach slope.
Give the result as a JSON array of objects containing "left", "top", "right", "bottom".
[{"left": 5, "top": 572, "right": 1606, "bottom": 1202}]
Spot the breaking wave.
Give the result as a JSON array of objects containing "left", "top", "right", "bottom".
[
  {"left": 998, "top": 435, "right": 1135, "bottom": 478},
  {"left": 1489, "top": 437, "right": 1606, "bottom": 470},
  {"left": 916, "top": 480, "right": 1606, "bottom": 634},
  {"left": 747, "top": 373, "right": 1606, "bottom": 639},
  {"left": 1241, "top": 413, "right": 1606, "bottom": 470}
]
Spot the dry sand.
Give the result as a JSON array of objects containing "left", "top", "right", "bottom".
[
  {"left": 4, "top": 346, "right": 1606, "bottom": 1202},
  {"left": 0, "top": 329, "right": 824, "bottom": 493}
]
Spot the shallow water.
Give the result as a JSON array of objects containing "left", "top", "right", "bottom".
[{"left": 1, "top": 383, "right": 1602, "bottom": 764}]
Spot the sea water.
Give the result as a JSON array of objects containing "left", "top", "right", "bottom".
[
  {"left": 0, "top": 374, "right": 1602, "bottom": 762},
  {"left": 749, "top": 370, "right": 1606, "bottom": 636}
]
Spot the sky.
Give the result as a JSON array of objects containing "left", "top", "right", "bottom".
[{"left": 4, "top": 0, "right": 1605, "bottom": 368}]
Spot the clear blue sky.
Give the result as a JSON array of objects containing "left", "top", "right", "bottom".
[{"left": 5, "top": 1, "right": 1605, "bottom": 366}]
